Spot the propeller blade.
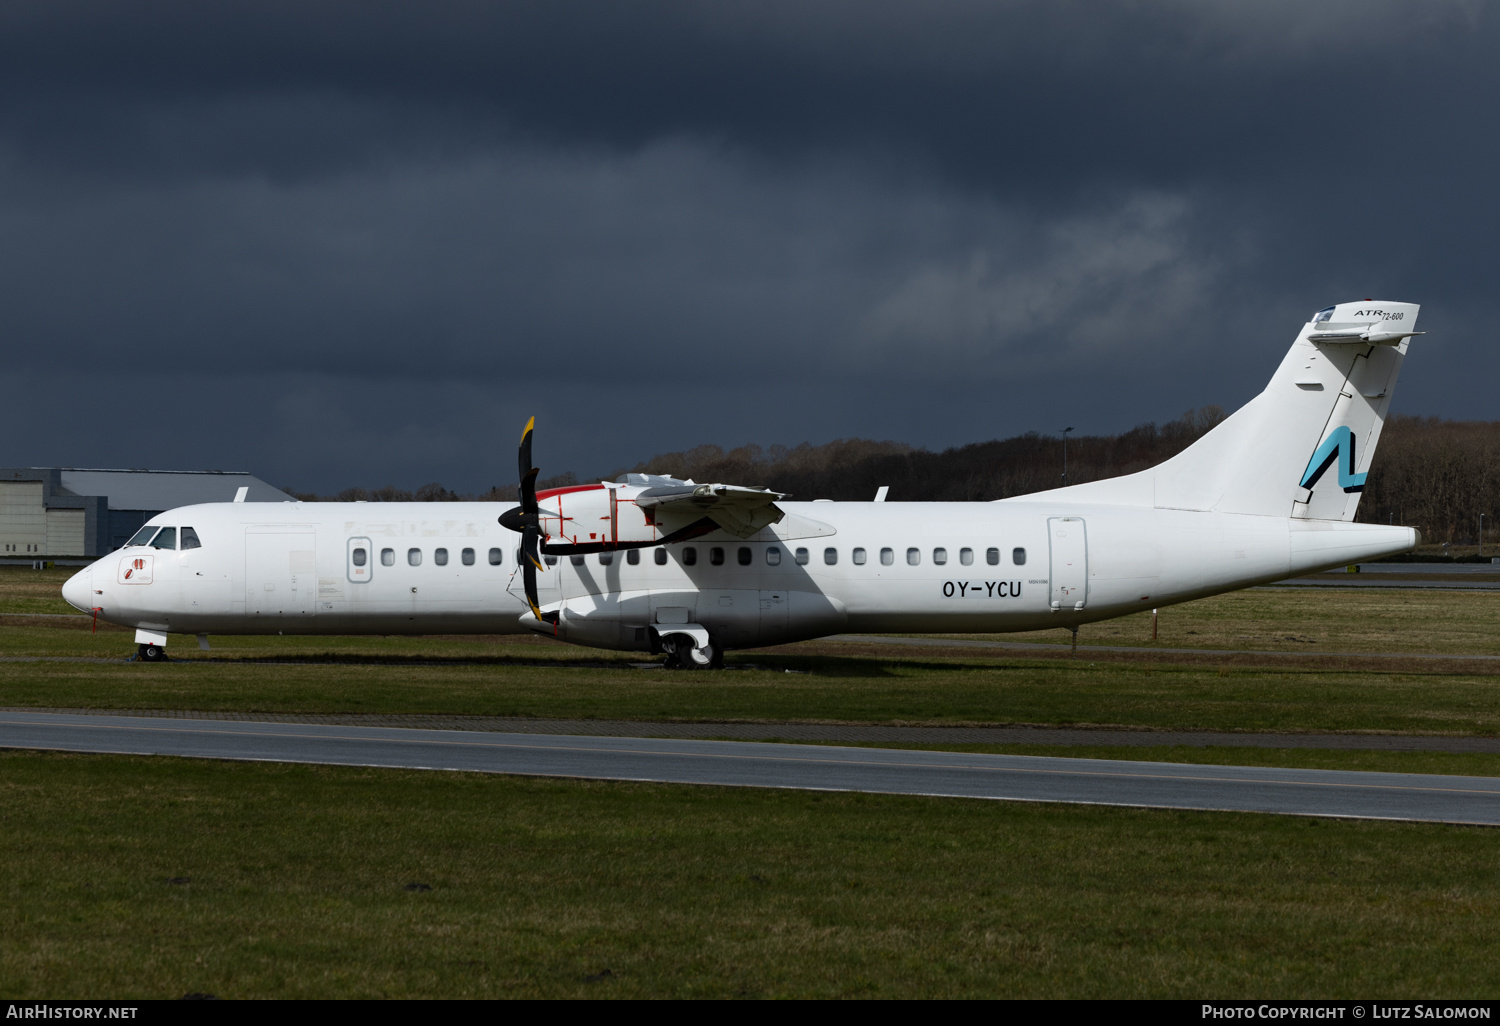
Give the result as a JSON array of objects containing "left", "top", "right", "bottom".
[
  {"left": 518, "top": 416, "right": 535, "bottom": 488},
  {"left": 508, "top": 416, "right": 557, "bottom": 625},
  {"left": 520, "top": 466, "right": 539, "bottom": 514},
  {"left": 521, "top": 537, "right": 558, "bottom": 624},
  {"left": 522, "top": 525, "right": 542, "bottom": 571},
  {"left": 522, "top": 557, "right": 542, "bottom": 618},
  {"left": 499, "top": 416, "right": 541, "bottom": 534}
]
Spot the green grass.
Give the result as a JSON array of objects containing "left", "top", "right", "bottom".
[
  {"left": 938, "top": 585, "right": 1500, "bottom": 656},
  {"left": 7, "top": 565, "right": 1500, "bottom": 761},
  {"left": 0, "top": 567, "right": 83, "bottom": 616},
  {"left": 6, "top": 623, "right": 1500, "bottom": 736},
  {"left": 3, "top": 750, "right": 1498, "bottom": 999}
]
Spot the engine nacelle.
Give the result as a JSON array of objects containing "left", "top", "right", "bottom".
[
  {"left": 537, "top": 482, "right": 668, "bottom": 553},
  {"left": 534, "top": 474, "right": 782, "bottom": 553}
]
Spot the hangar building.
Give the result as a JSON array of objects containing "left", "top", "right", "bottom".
[{"left": 0, "top": 468, "right": 294, "bottom": 557}]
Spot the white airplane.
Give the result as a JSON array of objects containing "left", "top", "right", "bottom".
[{"left": 63, "top": 300, "right": 1423, "bottom": 666}]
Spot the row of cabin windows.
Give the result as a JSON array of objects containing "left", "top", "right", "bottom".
[
  {"left": 350, "top": 546, "right": 506, "bottom": 568},
  {"left": 125, "top": 525, "right": 203, "bottom": 550},
  {"left": 560, "top": 545, "right": 1028, "bottom": 568}
]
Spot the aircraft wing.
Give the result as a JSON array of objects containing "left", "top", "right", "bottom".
[{"left": 635, "top": 483, "right": 788, "bottom": 540}]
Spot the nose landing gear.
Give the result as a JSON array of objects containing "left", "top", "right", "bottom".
[{"left": 137, "top": 643, "right": 167, "bottom": 662}]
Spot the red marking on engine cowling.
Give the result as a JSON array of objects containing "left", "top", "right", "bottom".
[{"left": 535, "top": 483, "right": 605, "bottom": 501}]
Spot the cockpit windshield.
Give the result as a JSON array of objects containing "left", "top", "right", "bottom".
[
  {"left": 181, "top": 527, "right": 201, "bottom": 550},
  {"left": 150, "top": 527, "right": 177, "bottom": 550},
  {"left": 127, "top": 526, "right": 159, "bottom": 547}
]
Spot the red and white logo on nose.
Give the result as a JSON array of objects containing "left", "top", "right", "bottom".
[{"left": 118, "top": 555, "right": 154, "bottom": 585}]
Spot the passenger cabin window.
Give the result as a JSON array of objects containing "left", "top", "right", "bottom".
[
  {"left": 544, "top": 555, "right": 558, "bottom": 566},
  {"left": 654, "top": 548, "right": 667, "bottom": 565},
  {"left": 627, "top": 549, "right": 640, "bottom": 565},
  {"left": 682, "top": 547, "right": 697, "bottom": 566},
  {"left": 352, "top": 547, "right": 368, "bottom": 567},
  {"left": 880, "top": 547, "right": 894, "bottom": 566},
  {"left": 710, "top": 547, "right": 725, "bottom": 566},
  {"left": 852, "top": 547, "right": 867, "bottom": 565},
  {"left": 151, "top": 528, "right": 177, "bottom": 550},
  {"left": 382, "top": 548, "right": 395, "bottom": 566},
  {"left": 571, "top": 555, "right": 585, "bottom": 567},
  {"left": 599, "top": 552, "right": 613, "bottom": 566},
  {"left": 488, "top": 548, "right": 502, "bottom": 566},
  {"left": 737, "top": 546, "right": 752, "bottom": 566},
  {"left": 906, "top": 547, "right": 920, "bottom": 565},
  {"left": 1013, "top": 547, "right": 1027, "bottom": 565},
  {"left": 824, "top": 547, "right": 838, "bottom": 565},
  {"left": 128, "top": 526, "right": 158, "bottom": 546},
  {"left": 408, "top": 548, "right": 422, "bottom": 566},
  {"left": 435, "top": 548, "right": 449, "bottom": 566},
  {"left": 462, "top": 548, "right": 475, "bottom": 566},
  {"left": 795, "top": 547, "right": 809, "bottom": 565},
  {"left": 959, "top": 547, "right": 973, "bottom": 566},
  {"left": 986, "top": 547, "right": 1000, "bottom": 566},
  {"left": 933, "top": 547, "right": 947, "bottom": 565},
  {"left": 766, "top": 546, "right": 782, "bottom": 566}
]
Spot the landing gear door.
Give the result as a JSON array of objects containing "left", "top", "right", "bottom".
[
  {"left": 759, "top": 590, "right": 788, "bottom": 643},
  {"left": 1048, "top": 517, "right": 1087, "bottom": 611}
]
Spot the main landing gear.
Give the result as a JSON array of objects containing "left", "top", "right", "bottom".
[
  {"left": 137, "top": 642, "right": 167, "bottom": 662},
  {"left": 659, "top": 633, "right": 724, "bottom": 670}
]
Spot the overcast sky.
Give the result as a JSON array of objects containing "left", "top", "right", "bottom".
[{"left": 2, "top": 1, "right": 1495, "bottom": 493}]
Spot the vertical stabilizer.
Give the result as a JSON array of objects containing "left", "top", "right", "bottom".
[{"left": 1010, "top": 301, "right": 1420, "bottom": 520}]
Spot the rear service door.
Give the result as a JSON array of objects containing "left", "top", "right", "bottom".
[
  {"left": 246, "top": 528, "right": 318, "bottom": 618},
  {"left": 1048, "top": 517, "right": 1087, "bottom": 611}
]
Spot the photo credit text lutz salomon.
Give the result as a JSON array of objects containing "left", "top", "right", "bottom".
[{"left": 1203, "top": 1007, "right": 1493, "bottom": 1020}]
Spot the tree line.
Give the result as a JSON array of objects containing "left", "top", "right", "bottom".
[{"left": 291, "top": 412, "right": 1497, "bottom": 545}]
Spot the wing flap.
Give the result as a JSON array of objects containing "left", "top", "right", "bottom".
[{"left": 635, "top": 483, "right": 787, "bottom": 540}]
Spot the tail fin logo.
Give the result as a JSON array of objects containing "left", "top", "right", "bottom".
[{"left": 1300, "top": 426, "right": 1367, "bottom": 493}]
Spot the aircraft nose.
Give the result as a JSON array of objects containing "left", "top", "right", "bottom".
[{"left": 61, "top": 568, "right": 92, "bottom": 613}]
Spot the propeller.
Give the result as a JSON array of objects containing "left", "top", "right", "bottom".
[{"left": 498, "top": 416, "right": 559, "bottom": 624}]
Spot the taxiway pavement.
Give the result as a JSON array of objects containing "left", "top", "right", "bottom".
[{"left": 3, "top": 711, "right": 1498, "bottom": 825}]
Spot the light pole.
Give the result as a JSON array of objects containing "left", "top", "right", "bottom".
[
  {"left": 1061, "top": 426, "right": 1074, "bottom": 485},
  {"left": 1481, "top": 513, "right": 1486, "bottom": 557}
]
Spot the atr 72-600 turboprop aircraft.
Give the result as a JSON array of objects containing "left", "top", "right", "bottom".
[{"left": 64, "top": 300, "right": 1424, "bottom": 666}]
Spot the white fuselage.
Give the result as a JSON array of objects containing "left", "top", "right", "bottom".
[{"left": 63, "top": 499, "right": 1417, "bottom": 651}]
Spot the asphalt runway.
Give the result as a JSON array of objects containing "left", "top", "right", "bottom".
[
  {"left": 4, "top": 711, "right": 1498, "bottom": 826},
  {"left": 10, "top": 706, "right": 1499, "bottom": 752}
]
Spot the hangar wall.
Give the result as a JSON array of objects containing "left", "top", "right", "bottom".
[{"left": 0, "top": 468, "right": 293, "bottom": 557}]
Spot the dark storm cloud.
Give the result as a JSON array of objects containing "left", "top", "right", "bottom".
[{"left": 0, "top": 1, "right": 1496, "bottom": 491}]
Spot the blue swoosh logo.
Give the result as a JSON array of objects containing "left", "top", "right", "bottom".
[{"left": 1300, "top": 425, "right": 1367, "bottom": 492}]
